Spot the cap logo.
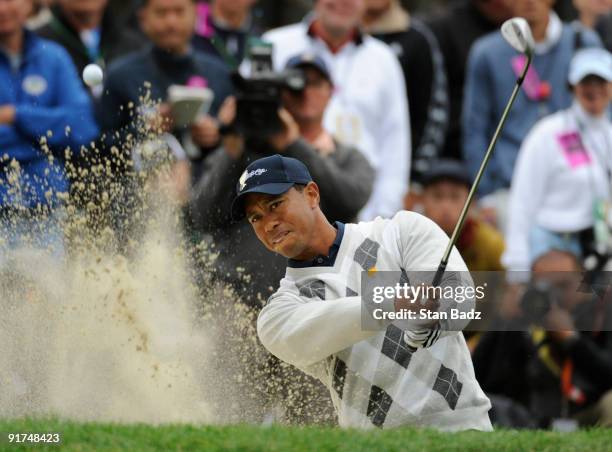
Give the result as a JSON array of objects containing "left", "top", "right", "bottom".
[{"left": 239, "top": 168, "right": 268, "bottom": 191}]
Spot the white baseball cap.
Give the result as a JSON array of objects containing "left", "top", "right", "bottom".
[{"left": 568, "top": 47, "right": 612, "bottom": 85}]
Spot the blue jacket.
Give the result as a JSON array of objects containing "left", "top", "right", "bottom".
[
  {"left": 0, "top": 30, "right": 99, "bottom": 208},
  {"left": 462, "top": 23, "right": 600, "bottom": 195}
]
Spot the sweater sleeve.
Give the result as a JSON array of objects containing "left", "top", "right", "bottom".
[
  {"left": 502, "top": 121, "right": 549, "bottom": 275},
  {"left": 257, "top": 290, "right": 386, "bottom": 369},
  {"left": 283, "top": 139, "right": 375, "bottom": 221}
]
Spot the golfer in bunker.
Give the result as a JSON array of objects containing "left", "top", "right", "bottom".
[{"left": 232, "top": 155, "right": 492, "bottom": 430}]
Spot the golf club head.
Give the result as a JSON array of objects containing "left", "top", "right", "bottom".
[{"left": 501, "top": 17, "right": 535, "bottom": 54}]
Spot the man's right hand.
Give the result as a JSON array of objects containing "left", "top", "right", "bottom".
[
  {"left": 395, "top": 288, "right": 441, "bottom": 350},
  {"left": 269, "top": 108, "right": 300, "bottom": 151},
  {"left": 394, "top": 288, "right": 440, "bottom": 329}
]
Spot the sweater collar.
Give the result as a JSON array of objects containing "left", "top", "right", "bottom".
[
  {"left": 288, "top": 222, "right": 345, "bottom": 268},
  {"left": 533, "top": 12, "right": 563, "bottom": 55}
]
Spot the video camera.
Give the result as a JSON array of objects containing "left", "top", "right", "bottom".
[{"left": 231, "top": 42, "right": 305, "bottom": 138}]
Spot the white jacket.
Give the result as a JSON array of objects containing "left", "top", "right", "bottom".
[
  {"left": 262, "top": 21, "right": 410, "bottom": 221},
  {"left": 503, "top": 102, "right": 612, "bottom": 272}
]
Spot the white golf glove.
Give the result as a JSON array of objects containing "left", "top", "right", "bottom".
[{"left": 404, "top": 323, "right": 441, "bottom": 350}]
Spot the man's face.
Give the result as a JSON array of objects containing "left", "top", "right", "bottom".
[
  {"left": 282, "top": 67, "right": 333, "bottom": 126},
  {"left": 506, "top": 0, "right": 555, "bottom": 23},
  {"left": 58, "top": 0, "right": 108, "bottom": 16},
  {"left": 140, "top": 0, "right": 195, "bottom": 54},
  {"left": 0, "top": 0, "right": 31, "bottom": 37},
  {"left": 315, "top": 0, "right": 366, "bottom": 36},
  {"left": 574, "top": 76, "right": 611, "bottom": 117},
  {"left": 422, "top": 180, "right": 469, "bottom": 236},
  {"left": 245, "top": 184, "right": 319, "bottom": 259}
]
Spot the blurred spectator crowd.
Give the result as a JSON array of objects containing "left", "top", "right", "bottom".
[{"left": 1, "top": 0, "right": 612, "bottom": 430}]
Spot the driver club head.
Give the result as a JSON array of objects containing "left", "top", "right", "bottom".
[{"left": 501, "top": 17, "right": 535, "bottom": 54}]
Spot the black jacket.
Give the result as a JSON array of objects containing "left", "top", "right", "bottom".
[
  {"left": 189, "top": 139, "right": 374, "bottom": 308},
  {"left": 371, "top": 19, "right": 448, "bottom": 181}
]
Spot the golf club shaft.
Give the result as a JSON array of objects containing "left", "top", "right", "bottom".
[{"left": 431, "top": 53, "right": 532, "bottom": 287}]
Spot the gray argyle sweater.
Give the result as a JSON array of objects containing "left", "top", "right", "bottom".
[{"left": 257, "top": 211, "right": 492, "bottom": 430}]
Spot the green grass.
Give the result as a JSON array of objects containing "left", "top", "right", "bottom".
[{"left": 0, "top": 418, "right": 611, "bottom": 451}]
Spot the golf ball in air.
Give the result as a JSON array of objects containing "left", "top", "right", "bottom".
[{"left": 82, "top": 64, "right": 104, "bottom": 87}]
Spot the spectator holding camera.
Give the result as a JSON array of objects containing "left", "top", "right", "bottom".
[
  {"left": 503, "top": 47, "right": 612, "bottom": 277},
  {"left": 190, "top": 53, "right": 374, "bottom": 307},
  {"left": 473, "top": 247, "right": 612, "bottom": 428},
  {"left": 261, "top": 0, "right": 410, "bottom": 221}
]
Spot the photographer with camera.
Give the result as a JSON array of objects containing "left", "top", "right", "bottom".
[
  {"left": 262, "top": 0, "right": 410, "bottom": 221},
  {"left": 473, "top": 247, "right": 612, "bottom": 429},
  {"left": 190, "top": 53, "right": 374, "bottom": 308}
]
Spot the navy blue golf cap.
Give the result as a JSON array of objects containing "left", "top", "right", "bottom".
[
  {"left": 231, "top": 154, "right": 313, "bottom": 221},
  {"left": 285, "top": 52, "right": 332, "bottom": 83}
]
